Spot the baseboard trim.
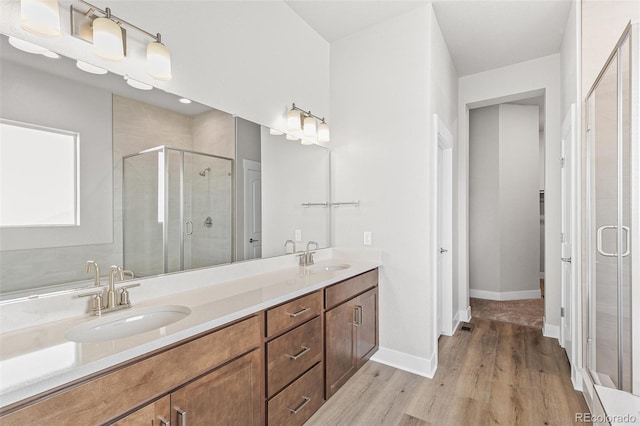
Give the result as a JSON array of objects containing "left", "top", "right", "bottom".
[
  {"left": 459, "top": 306, "right": 471, "bottom": 322},
  {"left": 542, "top": 319, "right": 560, "bottom": 341},
  {"left": 469, "top": 289, "right": 541, "bottom": 301},
  {"left": 571, "top": 364, "right": 584, "bottom": 391},
  {"left": 369, "top": 347, "right": 436, "bottom": 379}
]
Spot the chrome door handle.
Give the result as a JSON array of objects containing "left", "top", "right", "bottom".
[
  {"left": 597, "top": 225, "right": 617, "bottom": 257},
  {"left": 561, "top": 257, "right": 572, "bottom": 263},
  {"left": 440, "top": 248, "right": 448, "bottom": 254}
]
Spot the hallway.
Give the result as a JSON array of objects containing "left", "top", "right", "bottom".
[
  {"left": 308, "top": 318, "right": 589, "bottom": 425},
  {"left": 470, "top": 297, "right": 544, "bottom": 328}
]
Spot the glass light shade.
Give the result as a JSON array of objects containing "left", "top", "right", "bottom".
[
  {"left": 76, "top": 60, "right": 107, "bottom": 75},
  {"left": 93, "top": 17, "right": 124, "bottom": 61},
  {"left": 287, "top": 109, "right": 301, "bottom": 132},
  {"left": 285, "top": 133, "right": 299, "bottom": 141},
  {"left": 147, "top": 41, "right": 172, "bottom": 81},
  {"left": 20, "top": 0, "right": 61, "bottom": 38},
  {"left": 317, "top": 121, "right": 330, "bottom": 142},
  {"left": 303, "top": 116, "right": 317, "bottom": 138}
]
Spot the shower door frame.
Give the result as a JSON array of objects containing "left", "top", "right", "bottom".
[{"left": 585, "top": 22, "right": 639, "bottom": 395}]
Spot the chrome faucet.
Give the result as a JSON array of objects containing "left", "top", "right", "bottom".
[
  {"left": 284, "top": 239, "right": 297, "bottom": 254},
  {"left": 80, "top": 265, "right": 140, "bottom": 316},
  {"left": 298, "top": 241, "right": 319, "bottom": 266},
  {"left": 85, "top": 261, "right": 101, "bottom": 287}
]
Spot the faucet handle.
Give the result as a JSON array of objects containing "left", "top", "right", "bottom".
[
  {"left": 79, "top": 287, "right": 107, "bottom": 315},
  {"left": 118, "top": 283, "right": 140, "bottom": 307}
]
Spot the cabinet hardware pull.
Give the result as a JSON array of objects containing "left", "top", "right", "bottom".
[
  {"left": 287, "top": 346, "right": 311, "bottom": 360},
  {"left": 286, "top": 307, "right": 311, "bottom": 317},
  {"left": 289, "top": 396, "right": 311, "bottom": 414},
  {"left": 158, "top": 416, "right": 170, "bottom": 426},
  {"left": 176, "top": 408, "right": 187, "bottom": 426},
  {"left": 354, "top": 305, "right": 363, "bottom": 327}
]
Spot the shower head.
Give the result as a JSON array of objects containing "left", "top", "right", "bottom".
[{"left": 199, "top": 167, "right": 210, "bottom": 176}]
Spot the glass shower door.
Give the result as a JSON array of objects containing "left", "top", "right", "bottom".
[{"left": 587, "top": 30, "right": 633, "bottom": 392}]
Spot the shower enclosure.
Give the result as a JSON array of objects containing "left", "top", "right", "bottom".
[
  {"left": 585, "top": 23, "right": 638, "bottom": 394},
  {"left": 123, "top": 146, "right": 233, "bottom": 277}
]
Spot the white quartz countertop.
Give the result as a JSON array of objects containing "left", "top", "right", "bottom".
[{"left": 0, "top": 256, "right": 380, "bottom": 408}]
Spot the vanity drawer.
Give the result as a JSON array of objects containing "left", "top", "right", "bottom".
[
  {"left": 267, "top": 362, "right": 324, "bottom": 426},
  {"left": 325, "top": 269, "right": 378, "bottom": 309},
  {"left": 267, "top": 316, "right": 322, "bottom": 397},
  {"left": 266, "top": 291, "right": 322, "bottom": 337}
]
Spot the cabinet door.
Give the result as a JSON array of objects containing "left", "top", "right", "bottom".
[
  {"left": 355, "top": 288, "right": 378, "bottom": 368},
  {"left": 112, "top": 396, "right": 170, "bottom": 426},
  {"left": 171, "top": 350, "right": 261, "bottom": 426},
  {"left": 325, "top": 301, "right": 357, "bottom": 398}
]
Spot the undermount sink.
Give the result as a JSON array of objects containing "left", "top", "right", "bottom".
[
  {"left": 307, "top": 264, "right": 350, "bottom": 273},
  {"left": 65, "top": 305, "right": 191, "bottom": 343}
]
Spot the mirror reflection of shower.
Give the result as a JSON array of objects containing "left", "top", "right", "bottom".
[{"left": 123, "top": 146, "right": 233, "bottom": 277}]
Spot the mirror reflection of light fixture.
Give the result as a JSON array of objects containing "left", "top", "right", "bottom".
[
  {"left": 287, "top": 103, "right": 330, "bottom": 143},
  {"left": 147, "top": 34, "right": 172, "bottom": 81},
  {"left": 124, "top": 76, "right": 153, "bottom": 91},
  {"left": 8, "top": 36, "right": 59, "bottom": 59},
  {"left": 20, "top": 0, "right": 61, "bottom": 38},
  {"left": 92, "top": 8, "right": 124, "bottom": 61},
  {"left": 76, "top": 60, "right": 107, "bottom": 75}
]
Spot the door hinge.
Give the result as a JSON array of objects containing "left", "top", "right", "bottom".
[
  {"left": 560, "top": 157, "right": 565, "bottom": 168},
  {"left": 561, "top": 307, "right": 565, "bottom": 318}
]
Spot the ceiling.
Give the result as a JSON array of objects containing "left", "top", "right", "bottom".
[{"left": 285, "top": 0, "right": 572, "bottom": 76}]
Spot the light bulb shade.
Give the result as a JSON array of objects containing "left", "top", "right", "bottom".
[
  {"left": 93, "top": 17, "right": 124, "bottom": 61},
  {"left": 303, "top": 116, "right": 317, "bottom": 138},
  {"left": 147, "top": 41, "right": 172, "bottom": 81},
  {"left": 20, "top": 0, "right": 61, "bottom": 38},
  {"left": 287, "top": 109, "right": 302, "bottom": 132},
  {"left": 317, "top": 121, "right": 330, "bottom": 142}
]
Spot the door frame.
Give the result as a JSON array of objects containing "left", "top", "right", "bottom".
[
  {"left": 433, "top": 114, "right": 455, "bottom": 348},
  {"left": 243, "top": 159, "right": 262, "bottom": 260}
]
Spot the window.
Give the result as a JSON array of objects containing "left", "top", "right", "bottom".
[{"left": 0, "top": 119, "right": 79, "bottom": 227}]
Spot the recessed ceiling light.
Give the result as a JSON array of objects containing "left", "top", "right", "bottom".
[
  {"left": 76, "top": 60, "right": 108, "bottom": 75},
  {"left": 8, "top": 36, "right": 58, "bottom": 58},
  {"left": 179, "top": 98, "right": 192, "bottom": 104},
  {"left": 124, "top": 76, "right": 153, "bottom": 91}
]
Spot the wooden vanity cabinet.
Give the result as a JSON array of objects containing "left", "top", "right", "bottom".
[
  {"left": 325, "top": 270, "right": 378, "bottom": 398},
  {"left": 112, "top": 396, "right": 171, "bottom": 426}
]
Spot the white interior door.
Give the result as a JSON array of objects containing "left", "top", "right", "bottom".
[
  {"left": 436, "top": 115, "right": 454, "bottom": 337},
  {"left": 560, "top": 105, "right": 575, "bottom": 356},
  {"left": 243, "top": 160, "right": 262, "bottom": 260}
]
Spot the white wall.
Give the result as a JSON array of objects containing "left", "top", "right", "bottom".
[
  {"left": 331, "top": 4, "right": 457, "bottom": 376},
  {"left": 458, "top": 54, "right": 562, "bottom": 332},
  {"left": 0, "top": 1, "right": 330, "bottom": 131}
]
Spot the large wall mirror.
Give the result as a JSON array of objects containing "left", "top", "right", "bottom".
[{"left": 0, "top": 33, "right": 330, "bottom": 299}]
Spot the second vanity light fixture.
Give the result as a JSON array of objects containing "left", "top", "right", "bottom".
[
  {"left": 287, "top": 103, "right": 330, "bottom": 144},
  {"left": 63, "top": 0, "right": 172, "bottom": 81}
]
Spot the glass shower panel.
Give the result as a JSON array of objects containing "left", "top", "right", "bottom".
[
  {"left": 620, "top": 35, "right": 631, "bottom": 393},
  {"left": 165, "top": 149, "right": 183, "bottom": 273},
  {"left": 591, "top": 53, "right": 619, "bottom": 388},
  {"left": 123, "top": 150, "right": 164, "bottom": 277}
]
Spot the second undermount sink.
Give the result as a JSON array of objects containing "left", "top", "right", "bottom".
[
  {"left": 65, "top": 305, "right": 191, "bottom": 343},
  {"left": 307, "top": 264, "right": 350, "bottom": 273}
]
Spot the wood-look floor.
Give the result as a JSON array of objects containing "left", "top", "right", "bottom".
[{"left": 307, "top": 318, "right": 590, "bottom": 426}]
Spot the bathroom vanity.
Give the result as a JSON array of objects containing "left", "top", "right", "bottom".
[{"left": 0, "top": 260, "right": 379, "bottom": 425}]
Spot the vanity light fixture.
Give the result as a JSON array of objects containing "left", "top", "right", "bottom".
[
  {"left": 8, "top": 36, "right": 59, "bottom": 59},
  {"left": 287, "top": 103, "right": 330, "bottom": 143},
  {"left": 70, "top": 0, "right": 172, "bottom": 81},
  {"left": 76, "top": 60, "right": 107, "bottom": 75},
  {"left": 20, "top": 0, "right": 61, "bottom": 38},
  {"left": 124, "top": 75, "right": 153, "bottom": 91}
]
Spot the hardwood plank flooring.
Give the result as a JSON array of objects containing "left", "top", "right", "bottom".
[{"left": 306, "top": 318, "right": 590, "bottom": 426}]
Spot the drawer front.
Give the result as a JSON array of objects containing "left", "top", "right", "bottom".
[
  {"left": 267, "top": 362, "right": 324, "bottom": 426},
  {"left": 267, "top": 291, "right": 322, "bottom": 337},
  {"left": 267, "top": 316, "right": 322, "bottom": 397},
  {"left": 325, "top": 269, "right": 378, "bottom": 309}
]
